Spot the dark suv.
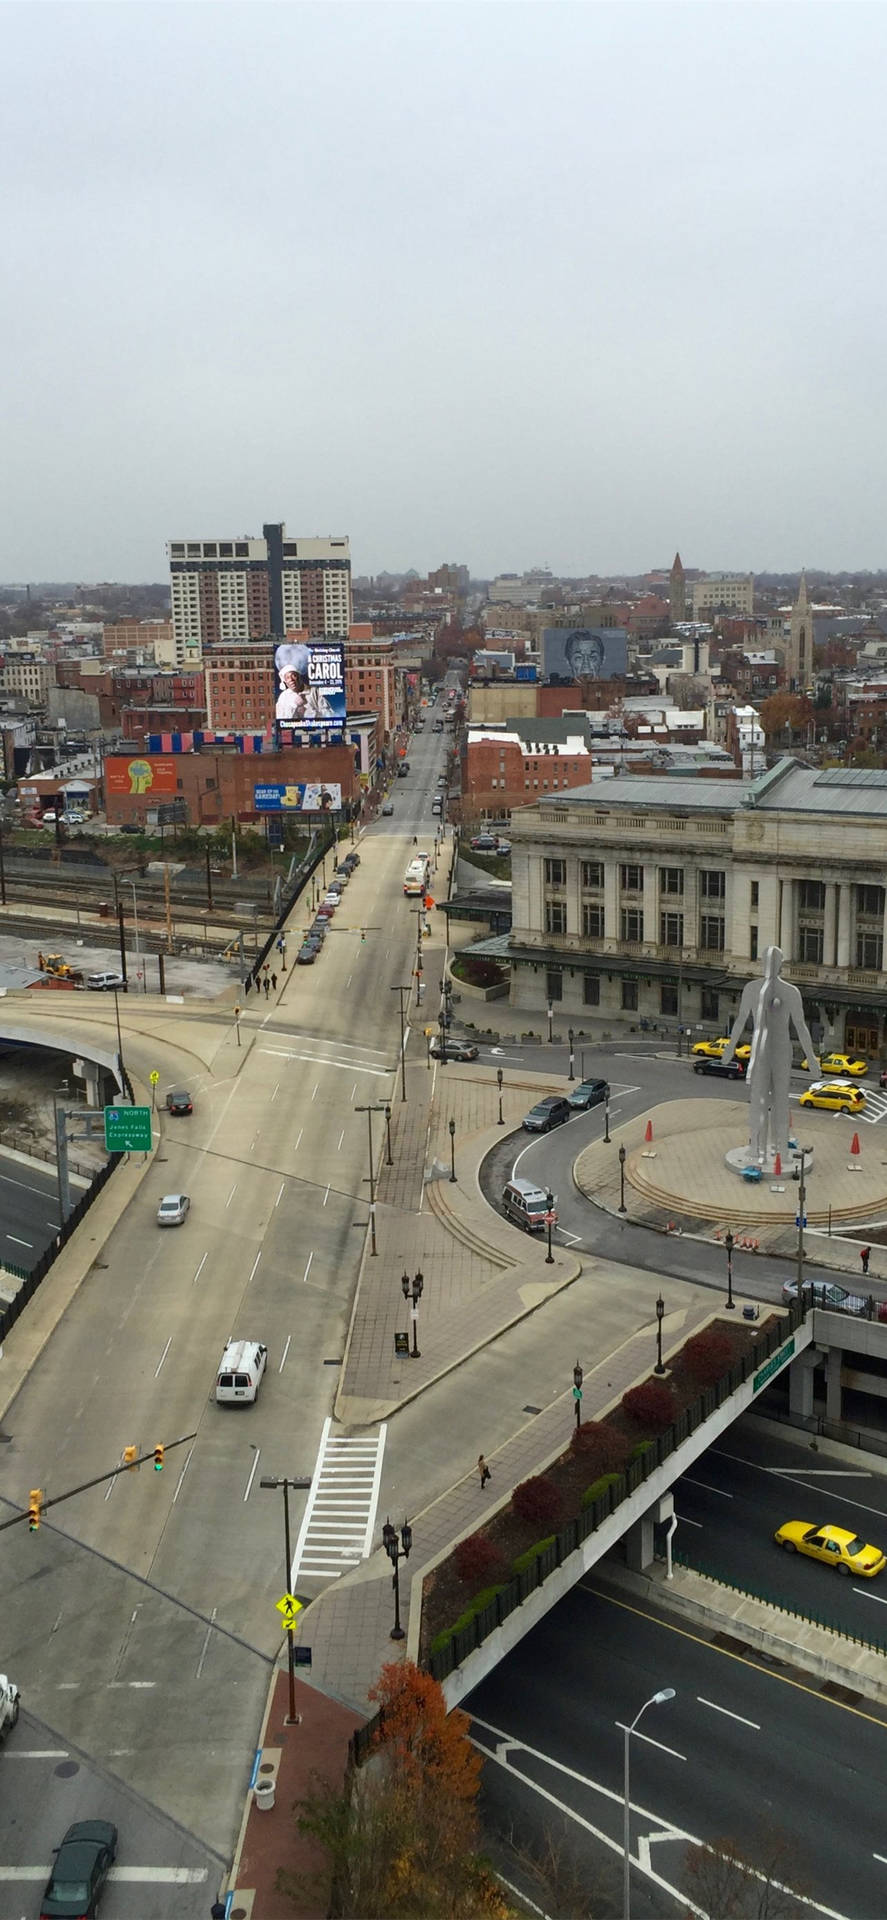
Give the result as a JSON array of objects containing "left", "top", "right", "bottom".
[
  {"left": 522, "top": 1096, "right": 572, "bottom": 1133},
  {"left": 692, "top": 1056, "right": 747, "bottom": 1080}
]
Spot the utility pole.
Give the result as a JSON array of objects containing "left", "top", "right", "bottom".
[
  {"left": 390, "top": 985, "right": 409, "bottom": 1102},
  {"left": 355, "top": 1102, "right": 388, "bottom": 1255}
]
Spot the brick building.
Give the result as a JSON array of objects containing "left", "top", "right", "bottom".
[
  {"left": 461, "top": 721, "right": 593, "bottom": 824},
  {"left": 104, "top": 741, "right": 360, "bottom": 828}
]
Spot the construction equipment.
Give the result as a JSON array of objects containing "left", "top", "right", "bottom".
[{"left": 37, "top": 952, "right": 84, "bottom": 987}]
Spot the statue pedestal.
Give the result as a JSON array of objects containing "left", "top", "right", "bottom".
[{"left": 724, "top": 1141, "right": 814, "bottom": 1181}]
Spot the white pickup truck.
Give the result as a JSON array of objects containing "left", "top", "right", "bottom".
[{"left": 0, "top": 1676, "right": 19, "bottom": 1740}]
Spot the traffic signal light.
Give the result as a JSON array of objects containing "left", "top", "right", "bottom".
[
  {"left": 28, "top": 1489, "right": 42, "bottom": 1532},
  {"left": 123, "top": 1446, "right": 138, "bottom": 1470},
  {"left": 153, "top": 1444, "right": 164, "bottom": 1473}
]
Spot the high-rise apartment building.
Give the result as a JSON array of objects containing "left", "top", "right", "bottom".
[
  {"left": 167, "top": 524, "right": 352, "bottom": 662},
  {"left": 691, "top": 573, "right": 755, "bottom": 619}
]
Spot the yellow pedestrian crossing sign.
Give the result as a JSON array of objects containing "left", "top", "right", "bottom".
[{"left": 276, "top": 1593, "right": 303, "bottom": 1628}]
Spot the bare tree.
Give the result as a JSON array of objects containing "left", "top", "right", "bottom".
[{"left": 683, "top": 1825, "right": 812, "bottom": 1920}]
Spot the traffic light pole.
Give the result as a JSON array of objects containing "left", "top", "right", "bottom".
[
  {"left": 2, "top": 1433, "right": 197, "bottom": 1534},
  {"left": 260, "top": 1474, "right": 312, "bottom": 1725}
]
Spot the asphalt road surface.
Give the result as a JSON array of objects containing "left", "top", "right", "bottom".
[
  {"left": 672, "top": 1421, "right": 887, "bottom": 1643},
  {"left": 0, "top": 1151, "right": 62, "bottom": 1265},
  {"left": 468, "top": 1573, "right": 887, "bottom": 1920}
]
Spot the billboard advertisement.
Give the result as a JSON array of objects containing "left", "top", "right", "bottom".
[
  {"left": 541, "top": 628, "right": 628, "bottom": 683},
  {"left": 253, "top": 782, "right": 343, "bottom": 813},
  {"left": 274, "top": 639, "right": 345, "bottom": 730},
  {"left": 106, "top": 756, "right": 178, "bottom": 797}
]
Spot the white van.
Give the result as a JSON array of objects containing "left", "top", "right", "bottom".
[{"left": 215, "top": 1340, "right": 268, "bottom": 1404}]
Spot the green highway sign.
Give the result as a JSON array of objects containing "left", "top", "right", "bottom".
[
  {"left": 753, "top": 1337, "right": 796, "bottom": 1395},
  {"left": 104, "top": 1105, "right": 152, "bottom": 1153}
]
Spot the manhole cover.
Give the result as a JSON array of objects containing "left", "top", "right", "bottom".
[
  {"left": 522, "top": 1405, "right": 542, "bottom": 1416},
  {"left": 55, "top": 1760, "right": 79, "bottom": 1779}
]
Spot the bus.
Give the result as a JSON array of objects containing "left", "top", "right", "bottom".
[{"left": 403, "top": 854, "right": 430, "bottom": 896}]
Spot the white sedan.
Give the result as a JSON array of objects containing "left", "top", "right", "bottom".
[{"left": 157, "top": 1192, "right": 190, "bottom": 1227}]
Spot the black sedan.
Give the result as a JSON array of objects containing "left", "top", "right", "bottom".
[
  {"left": 40, "top": 1820, "right": 117, "bottom": 1919},
  {"left": 165, "top": 1088, "right": 193, "bottom": 1116},
  {"left": 430, "top": 1037, "right": 479, "bottom": 1062},
  {"left": 297, "top": 942, "right": 320, "bottom": 965}
]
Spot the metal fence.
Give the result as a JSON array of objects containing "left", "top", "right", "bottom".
[
  {"left": 0, "top": 1151, "right": 122, "bottom": 1338},
  {"left": 427, "top": 1303, "right": 805, "bottom": 1684},
  {"left": 673, "top": 1549, "right": 887, "bottom": 1656}
]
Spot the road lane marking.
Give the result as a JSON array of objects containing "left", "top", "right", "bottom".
[
  {"left": 675, "top": 1513, "right": 703, "bottom": 1527},
  {"left": 873, "top": 1853, "right": 887, "bottom": 1867},
  {"left": 196, "top": 1607, "right": 217, "bottom": 1680},
  {"left": 323, "top": 1184, "right": 330, "bottom": 1206},
  {"left": 711, "top": 1447, "right": 887, "bottom": 1524},
  {"left": 312, "top": 1083, "right": 319, "bottom": 1101},
  {"left": 295, "top": 1127, "right": 303, "bottom": 1150},
  {"left": 303, "top": 1251, "right": 314, "bottom": 1284},
  {"left": 248, "top": 1249, "right": 261, "bottom": 1284},
  {"left": 0, "top": 1867, "right": 207, "bottom": 1883},
  {"left": 6, "top": 1234, "right": 32, "bottom": 1247},
  {"left": 351, "top": 1083, "right": 357, "bottom": 1100},
  {"left": 338, "top": 1128, "right": 345, "bottom": 1150},
  {"left": 347, "top": 973, "right": 353, "bottom": 987},
  {"left": 260, "top": 1048, "right": 394, "bottom": 1077},
  {"left": 615, "top": 1722, "right": 686, "bottom": 1762},
  {"left": 172, "top": 1446, "right": 193, "bottom": 1504},
  {"left": 697, "top": 1696, "right": 760, "bottom": 1729},
  {"left": 0, "top": 1750, "right": 68, "bottom": 1760},
  {"left": 243, "top": 1448, "right": 261, "bottom": 1502},
  {"left": 279, "top": 1334, "right": 292, "bottom": 1371},
  {"left": 226, "top": 1183, "right": 237, "bottom": 1207},
  {"left": 767, "top": 1468, "right": 873, "bottom": 1477},
  {"left": 271, "top": 1081, "right": 280, "bottom": 1102},
  {"left": 276, "top": 1181, "right": 285, "bottom": 1207},
  {"left": 154, "top": 1336, "right": 172, "bottom": 1378},
  {"left": 682, "top": 1477, "right": 733, "bottom": 1498},
  {"left": 192, "top": 1251, "right": 208, "bottom": 1286},
  {"left": 851, "top": 1586, "right": 887, "bottom": 1604}
]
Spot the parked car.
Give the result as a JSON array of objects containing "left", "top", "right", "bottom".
[
  {"left": 315, "top": 902, "right": 336, "bottom": 921},
  {"left": 800, "top": 1051, "right": 868, "bottom": 1078},
  {"left": 690, "top": 1036, "right": 751, "bottom": 1061},
  {"left": 522, "top": 1095, "right": 572, "bottom": 1133},
  {"left": 119, "top": 822, "right": 143, "bottom": 834},
  {"left": 297, "top": 944, "right": 318, "bottom": 964},
  {"left": 0, "top": 1674, "right": 20, "bottom": 1742},
  {"left": 343, "top": 852, "right": 360, "bottom": 869},
  {"left": 381, "top": 801, "right": 394, "bottom": 815},
  {"left": 774, "top": 1519, "right": 885, "bottom": 1578},
  {"left": 692, "top": 1056, "right": 747, "bottom": 1080},
  {"left": 429, "top": 1037, "right": 479, "bottom": 1061},
  {"left": 165, "top": 1088, "right": 192, "bottom": 1115},
  {"left": 157, "top": 1193, "right": 190, "bottom": 1227},
  {"left": 495, "top": 839, "right": 511, "bottom": 855},
  {"left": 40, "top": 1819, "right": 117, "bottom": 1919},
  {"left": 568, "top": 1078, "right": 609, "bottom": 1111},
  {"left": 470, "top": 833, "right": 498, "bottom": 851},
  {"left": 781, "top": 1278, "right": 876, "bottom": 1313},
  {"left": 798, "top": 1079, "right": 866, "bottom": 1113},
  {"left": 86, "top": 971, "right": 125, "bottom": 992}
]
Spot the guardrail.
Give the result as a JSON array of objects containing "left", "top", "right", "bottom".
[
  {"left": 673, "top": 1549, "right": 887, "bottom": 1656},
  {"left": 0, "top": 1152, "right": 122, "bottom": 1334},
  {"left": 428, "top": 1305, "right": 804, "bottom": 1684}
]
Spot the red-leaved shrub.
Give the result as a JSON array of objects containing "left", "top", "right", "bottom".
[
  {"left": 621, "top": 1379, "right": 676, "bottom": 1431},
  {"left": 453, "top": 1533, "right": 508, "bottom": 1588},
  {"left": 682, "top": 1328, "right": 735, "bottom": 1388},
  {"left": 512, "top": 1475, "right": 563, "bottom": 1528},
  {"left": 570, "top": 1420, "right": 631, "bottom": 1475}
]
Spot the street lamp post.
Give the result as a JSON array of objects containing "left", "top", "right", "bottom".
[
  {"left": 568, "top": 1027, "right": 575, "bottom": 1081},
  {"left": 111, "top": 987, "right": 127, "bottom": 1093},
  {"left": 129, "top": 881, "right": 146, "bottom": 994},
  {"left": 259, "top": 1473, "right": 312, "bottom": 1725},
  {"left": 654, "top": 1294, "right": 666, "bottom": 1374},
  {"left": 618, "top": 1142, "right": 627, "bottom": 1214},
  {"left": 448, "top": 1117, "right": 457, "bottom": 1183},
  {"left": 603, "top": 1083, "right": 611, "bottom": 1144},
  {"left": 725, "top": 1228, "right": 735, "bottom": 1310},
  {"left": 796, "top": 1146, "right": 808, "bottom": 1304},
  {"left": 401, "top": 1269, "right": 424, "bottom": 1357},
  {"left": 547, "top": 1002, "right": 554, "bottom": 1044},
  {"left": 623, "top": 1688, "right": 676, "bottom": 1920},
  {"left": 496, "top": 1066, "right": 504, "bottom": 1126},
  {"left": 545, "top": 1187, "right": 555, "bottom": 1265},
  {"left": 356, "top": 1101, "right": 388, "bottom": 1255},
  {"left": 573, "top": 1359, "right": 583, "bottom": 1430},
  {"left": 233, "top": 1003, "right": 242, "bottom": 1049},
  {"left": 384, "top": 1103, "right": 393, "bottom": 1166},
  {"left": 382, "top": 1517, "right": 412, "bottom": 1640}
]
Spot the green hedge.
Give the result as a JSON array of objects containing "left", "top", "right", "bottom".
[
  {"left": 429, "top": 1584, "right": 506, "bottom": 1656},
  {"left": 581, "top": 1472, "right": 624, "bottom": 1510},
  {"left": 512, "top": 1535, "right": 556, "bottom": 1575},
  {"left": 630, "top": 1441, "right": 652, "bottom": 1462}
]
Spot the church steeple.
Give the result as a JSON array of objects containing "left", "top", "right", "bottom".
[
  {"left": 785, "top": 570, "right": 811, "bottom": 692},
  {"left": 669, "top": 550, "right": 686, "bottom": 625}
]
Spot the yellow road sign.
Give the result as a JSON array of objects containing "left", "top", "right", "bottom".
[
  {"left": 276, "top": 1593, "right": 303, "bottom": 1627},
  {"left": 149, "top": 1070, "right": 160, "bottom": 1086}
]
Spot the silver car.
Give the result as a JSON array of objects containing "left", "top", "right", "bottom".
[{"left": 157, "top": 1192, "right": 190, "bottom": 1227}]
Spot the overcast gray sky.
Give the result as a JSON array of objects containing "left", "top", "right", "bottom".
[{"left": 3, "top": 1, "right": 887, "bottom": 583}]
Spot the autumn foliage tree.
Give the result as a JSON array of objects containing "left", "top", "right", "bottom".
[
  {"left": 758, "top": 692, "right": 814, "bottom": 741},
  {"left": 286, "top": 1660, "right": 509, "bottom": 1918}
]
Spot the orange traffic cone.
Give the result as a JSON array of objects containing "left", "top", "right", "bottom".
[
  {"left": 773, "top": 1152, "right": 782, "bottom": 1177},
  {"left": 851, "top": 1132, "right": 861, "bottom": 1157},
  {"left": 644, "top": 1119, "right": 653, "bottom": 1144}
]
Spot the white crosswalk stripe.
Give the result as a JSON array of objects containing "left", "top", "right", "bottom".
[
  {"left": 291, "top": 1417, "right": 387, "bottom": 1583},
  {"left": 857, "top": 1089, "right": 887, "bottom": 1125}
]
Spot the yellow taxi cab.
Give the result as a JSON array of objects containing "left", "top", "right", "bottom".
[
  {"left": 774, "top": 1520, "right": 885, "bottom": 1577},
  {"left": 691, "top": 1036, "right": 751, "bottom": 1061},
  {"left": 798, "top": 1080, "right": 866, "bottom": 1113},
  {"left": 798, "top": 1052, "right": 867, "bottom": 1082}
]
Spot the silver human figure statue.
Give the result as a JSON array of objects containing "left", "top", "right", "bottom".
[{"left": 722, "top": 946, "right": 818, "bottom": 1166}]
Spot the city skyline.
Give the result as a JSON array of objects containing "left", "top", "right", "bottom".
[{"left": 4, "top": 2, "right": 887, "bottom": 580}]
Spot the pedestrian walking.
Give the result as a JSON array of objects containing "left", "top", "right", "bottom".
[
  {"left": 271, "top": 971, "right": 277, "bottom": 991},
  {"left": 263, "top": 976, "right": 270, "bottom": 998},
  {"left": 861, "top": 1245, "right": 871, "bottom": 1275},
  {"left": 477, "top": 1454, "right": 491, "bottom": 1489},
  {"left": 243, "top": 975, "right": 251, "bottom": 995}
]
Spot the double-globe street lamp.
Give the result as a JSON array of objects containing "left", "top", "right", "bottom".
[
  {"left": 497, "top": 1066, "right": 504, "bottom": 1126},
  {"left": 382, "top": 1516, "right": 412, "bottom": 1640},
  {"left": 618, "top": 1142, "right": 627, "bottom": 1214},
  {"left": 545, "top": 1187, "right": 556, "bottom": 1265},
  {"left": 725, "top": 1227, "right": 735, "bottom": 1310},
  {"left": 401, "top": 1269, "right": 424, "bottom": 1358},
  {"left": 572, "top": 1360, "right": 583, "bottom": 1430},
  {"left": 654, "top": 1294, "right": 666, "bottom": 1374},
  {"left": 623, "top": 1687, "right": 676, "bottom": 1920},
  {"left": 449, "top": 1117, "right": 457, "bottom": 1183}
]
